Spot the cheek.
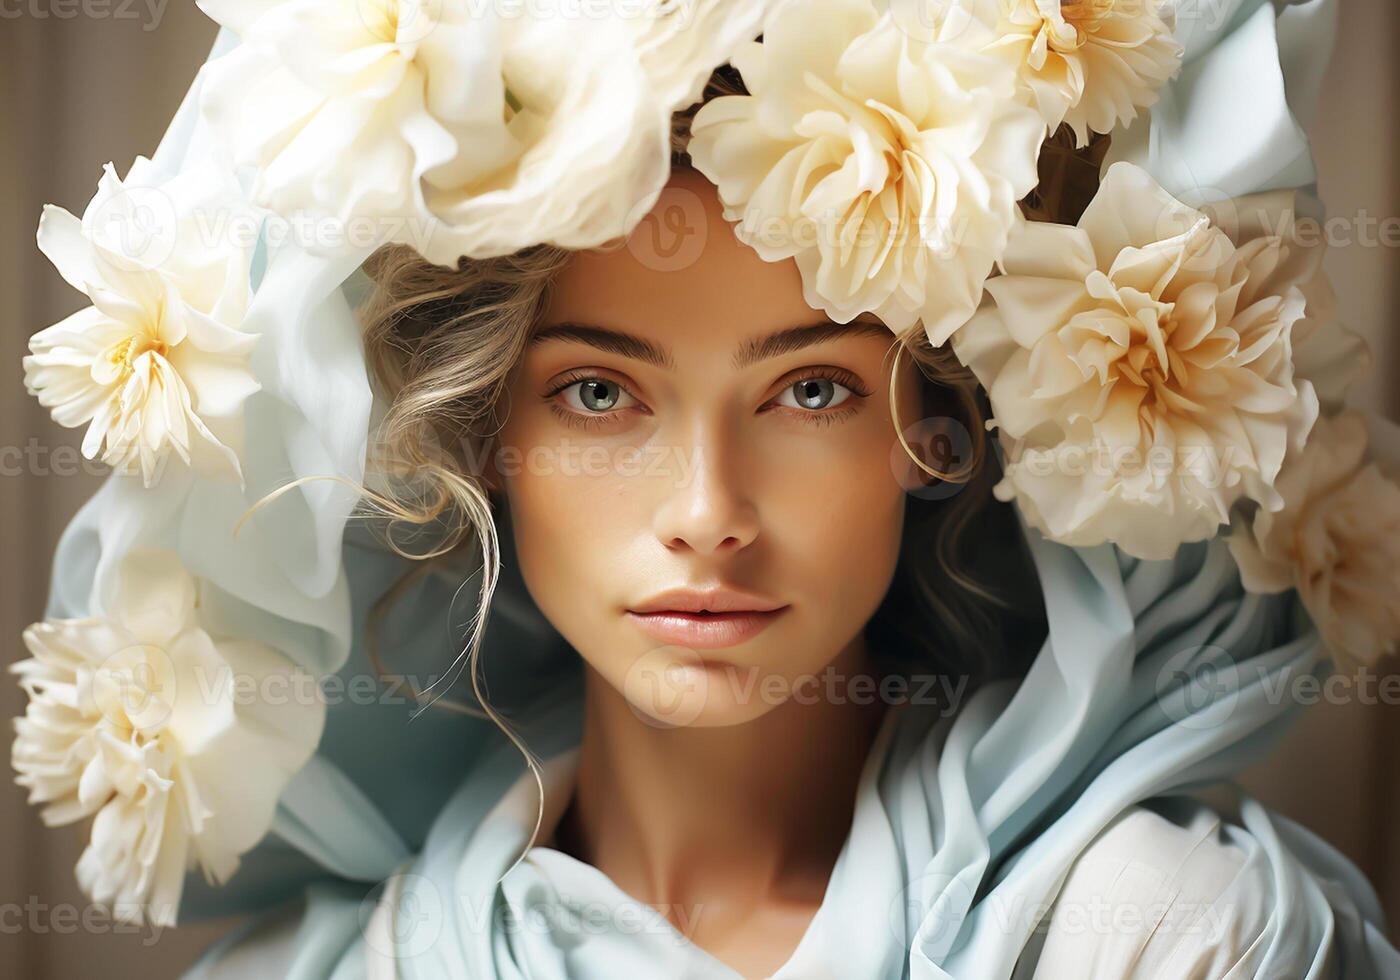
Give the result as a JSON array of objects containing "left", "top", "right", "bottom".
[
  {"left": 499, "top": 452, "right": 631, "bottom": 632},
  {"left": 758, "top": 424, "right": 908, "bottom": 615},
  {"left": 495, "top": 402, "right": 661, "bottom": 671}
]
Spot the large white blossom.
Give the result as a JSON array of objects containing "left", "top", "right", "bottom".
[
  {"left": 952, "top": 162, "right": 1320, "bottom": 559},
  {"left": 196, "top": 0, "right": 769, "bottom": 265},
  {"left": 22, "top": 157, "right": 259, "bottom": 487},
  {"left": 1229, "top": 412, "right": 1400, "bottom": 670},
  {"left": 923, "top": 0, "right": 1181, "bottom": 146},
  {"left": 687, "top": 0, "right": 1046, "bottom": 344},
  {"left": 10, "top": 550, "right": 324, "bottom": 926}
]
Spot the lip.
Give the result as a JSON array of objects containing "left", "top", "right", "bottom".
[
  {"left": 625, "top": 586, "right": 788, "bottom": 650},
  {"left": 624, "top": 609, "right": 787, "bottom": 650}
]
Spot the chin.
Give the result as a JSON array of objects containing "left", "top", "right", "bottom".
[{"left": 615, "top": 646, "right": 790, "bottom": 729}]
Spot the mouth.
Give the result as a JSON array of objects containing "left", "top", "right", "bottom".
[
  {"left": 623, "top": 608, "right": 788, "bottom": 650},
  {"left": 625, "top": 585, "right": 788, "bottom": 650}
]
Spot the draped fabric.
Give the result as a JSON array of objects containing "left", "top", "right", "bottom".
[{"left": 183, "top": 533, "right": 1400, "bottom": 978}]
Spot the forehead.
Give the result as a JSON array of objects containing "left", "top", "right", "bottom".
[{"left": 541, "top": 167, "right": 823, "bottom": 343}]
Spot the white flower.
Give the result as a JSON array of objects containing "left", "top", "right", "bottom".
[
  {"left": 10, "top": 550, "right": 324, "bottom": 926},
  {"left": 1228, "top": 412, "right": 1400, "bottom": 669},
  {"left": 197, "top": 0, "right": 768, "bottom": 265},
  {"left": 933, "top": 0, "right": 1181, "bottom": 146},
  {"left": 687, "top": 0, "right": 1046, "bottom": 344},
  {"left": 951, "top": 162, "right": 1319, "bottom": 559},
  {"left": 23, "top": 157, "right": 259, "bottom": 488}
]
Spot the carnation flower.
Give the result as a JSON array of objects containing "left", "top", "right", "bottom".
[
  {"left": 1202, "top": 187, "right": 1370, "bottom": 408},
  {"left": 951, "top": 162, "right": 1319, "bottom": 559},
  {"left": 935, "top": 0, "right": 1181, "bottom": 146},
  {"left": 197, "top": 0, "right": 768, "bottom": 264},
  {"left": 687, "top": 0, "right": 1046, "bottom": 344},
  {"left": 10, "top": 550, "right": 324, "bottom": 926},
  {"left": 1228, "top": 412, "right": 1400, "bottom": 669},
  {"left": 22, "top": 157, "right": 258, "bottom": 487}
]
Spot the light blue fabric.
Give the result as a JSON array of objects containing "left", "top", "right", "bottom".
[
  {"left": 1103, "top": 0, "right": 1338, "bottom": 207},
  {"left": 182, "top": 533, "right": 1400, "bottom": 978}
]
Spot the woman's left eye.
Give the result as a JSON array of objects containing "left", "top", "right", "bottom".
[{"left": 774, "top": 377, "right": 854, "bottom": 412}]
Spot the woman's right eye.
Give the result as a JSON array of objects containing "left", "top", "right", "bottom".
[{"left": 558, "top": 378, "right": 639, "bottom": 414}]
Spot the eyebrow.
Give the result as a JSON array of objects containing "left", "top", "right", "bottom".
[{"left": 528, "top": 318, "right": 892, "bottom": 371}]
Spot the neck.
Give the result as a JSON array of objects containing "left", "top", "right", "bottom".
[{"left": 554, "top": 637, "right": 887, "bottom": 922}]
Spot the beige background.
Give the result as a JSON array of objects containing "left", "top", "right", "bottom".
[{"left": 2, "top": 4, "right": 1397, "bottom": 978}]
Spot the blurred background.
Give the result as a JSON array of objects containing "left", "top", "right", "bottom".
[{"left": 2, "top": 3, "right": 1398, "bottom": 977}]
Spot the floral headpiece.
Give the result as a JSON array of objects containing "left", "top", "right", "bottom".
[{"left": 13, "top": 0, "right": 1396, "bottom": 929}]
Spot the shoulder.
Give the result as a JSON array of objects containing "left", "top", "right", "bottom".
[{"left": 1027, "top": 800, "right": 1275, "bottom": 979}]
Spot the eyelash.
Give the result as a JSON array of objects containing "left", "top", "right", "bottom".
[{"left": 543, "top": 367, "right": 873, "bottom": 431}]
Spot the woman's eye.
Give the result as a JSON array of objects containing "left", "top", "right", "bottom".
[
  {"left": 775, "top": 377, "right": 853, "bottom": 412},
  {"left": 560, "top": 378, "right": 637, "bottom": 414}
]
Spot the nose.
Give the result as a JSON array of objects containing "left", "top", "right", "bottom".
[{"left": 652, "top": 422, "right": 761, "bottom": 556}]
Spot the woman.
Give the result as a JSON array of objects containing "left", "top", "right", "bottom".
[
  {"left": 14, "top": 1, "right": 1400, "bottom": 977},
  {"left": 189, "top": 67, "right": 1393, "bottom": 980}
]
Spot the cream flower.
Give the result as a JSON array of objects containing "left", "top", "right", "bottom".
[
  {"left": 935, "top": 0, "right": 1181, "bottom": 146},
  {"left": 22, "top": 157, "right": 258, "bottom": 488},
  {"left": 197, "top": 0, "right": 768, "bottom": 264},
  {"left": 1202, "top": 187, "right": 1371, "bottom": 408},
  {"left": 951, "top": 162, "right": 1319, "bottom": 559},
  {"left": 687, "top": 0, "right": 1046, "bottom": 344},
  {"left": 10, "top": 550, "right": 324, "bottom": 926},
  {"left": 1228, "top": 412, "right": 1400, "bottom": 669}
]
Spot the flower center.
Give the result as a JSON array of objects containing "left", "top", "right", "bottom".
[
  {"left": 1115, "top": 314, "right": 1202, "bottom": 418},
  {"left": 363, "top": 0, "right": 415, "bottom": 44},
  {"left": 1053, "top": 0, "right": 1116, "bottom": 49},
  {"left": 109, "top": 335, "right": 169, "bottom": 375}
]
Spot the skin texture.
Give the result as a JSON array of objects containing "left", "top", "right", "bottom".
[{"left": 490, "top": 166, "right": 927, "bottom": 977}]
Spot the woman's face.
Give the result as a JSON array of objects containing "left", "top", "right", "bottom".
[{"left": 494, "top": 167, "right": 925, "bottom": 728}]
